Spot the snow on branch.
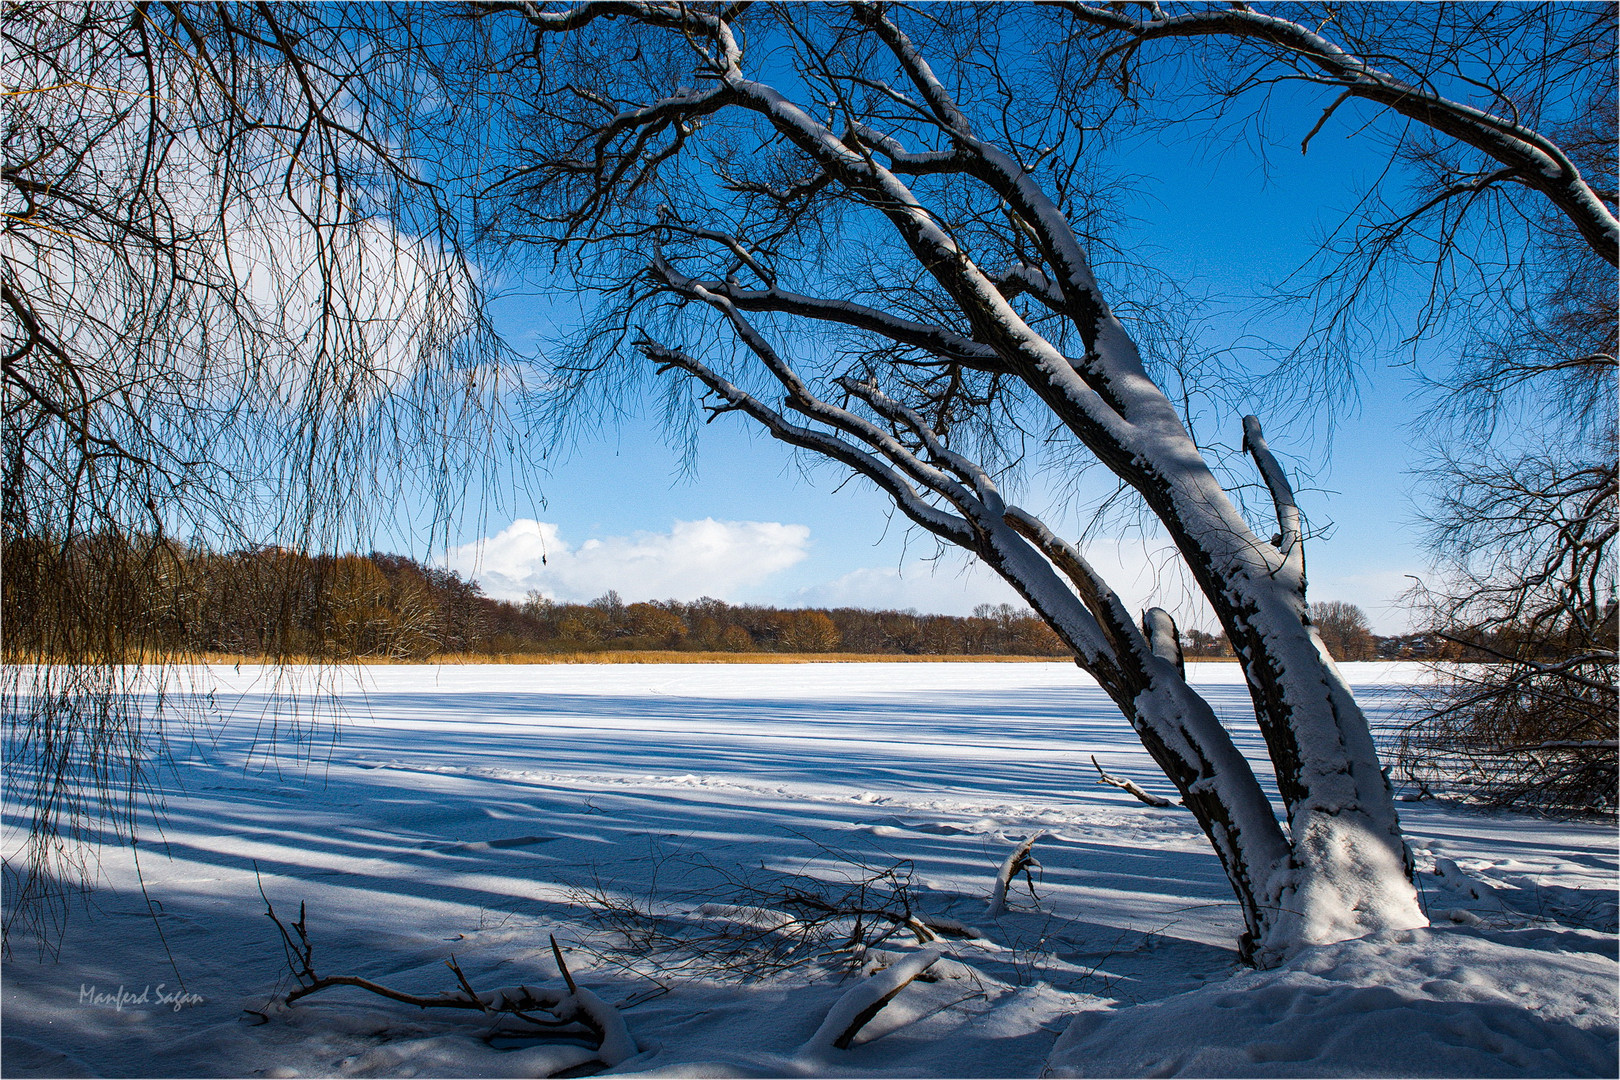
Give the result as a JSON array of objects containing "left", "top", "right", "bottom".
[
  {"left": 569, "top": 850, "right": 974, "bottom": 983},
  {"left": 515, "top": 1, "right": 747, "bottom": 70},
  {"left": 650, "top": 262, "right": 1008, "bottom": 527},
  {"left": 263, "top": 894, "right": 638, "bottom": 1069},
  {"left": 990, "top": 263, "right": 1068, "bottom": 314},
  {"left": 699, "top": 40, "right": 1151, "bottom": 450},
  {"left": 675, "top": 276, "right": 1005, "bottom": 372},
  {"left": 827, "top": 3, "right": 1224, "bottom": 468},
  {"left": 1001, "top": 504, "right": 1138, "bottom": 666},
  {"left": 638, "top": 338, "right": 977, "bottom": 548},
  {"left": 852, "top": 3, "right": 974, "bottom": 137},
  {"left": 641, "top": 275, "right": 1128, "bottom": 672},
  {"left": 836, "top": 376, "right": 1005, "bottom": 516},
  {"left": 985, "top": 833, "right": 1042, "bottom": 917},
  {"left": 801, "top": 946, "right": 943, "bottom": 1053},
  {"left": 848, "top": 122, "right": 965, "bottom": 174},
  {"left": 854, "top": 4, "right": 1115, "bottom": 334},
  {"left": 1240, "top": 415, "right": 1301, "bottom": 569},
  {"left": 1141, "top": 608, "right": 1185, "bottom": 677}
]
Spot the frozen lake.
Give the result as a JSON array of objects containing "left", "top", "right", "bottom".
[{"left": 3, "top": 662, "right": 1614, "bottom": 1077}]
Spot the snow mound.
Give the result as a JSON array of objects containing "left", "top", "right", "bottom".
[{"left": 1044, "top": 925, "right": 1618, "bottom": 1078}]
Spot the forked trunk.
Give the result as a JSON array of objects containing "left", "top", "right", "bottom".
[
  {"left": 1111, "top": 629, "right": 1425, "bottom": 968},
  {"left": 983, "top": 512, "right": 1426, "bottom": 967},
  {"left": 1133, "top": 640, "right": 1426, "bottom": 967},
  {"left": 1226, "top": 585, "right": 1428, "bottom": 967}
]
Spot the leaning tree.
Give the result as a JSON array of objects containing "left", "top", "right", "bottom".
[
  {"left": 473, "top": 0, "right": 1453, "bottom": 967},
  {"left": 10, "top": 0, "right": 1609, "bottom": 969}
]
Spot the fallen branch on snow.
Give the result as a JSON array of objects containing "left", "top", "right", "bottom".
[
  {"left": 262, "top": 890, "right": 636, "bottom": 1070},
  {"left": 1091, "top": 754, "right": 1177, "bottom": 808}
]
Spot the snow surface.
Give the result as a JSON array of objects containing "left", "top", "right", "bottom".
[{"left": 3, "top": 661, "right": 1614, "bottom": 1078}]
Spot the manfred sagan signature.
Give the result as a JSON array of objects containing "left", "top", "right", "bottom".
[{"left": 79, "top": 984, "right": 204, "bottom": 1012}]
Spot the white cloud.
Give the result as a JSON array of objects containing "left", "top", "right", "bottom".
[
  {"left": 448, "top": 518, "right": 811, "bottom": 603},
  {"left": 449, "top": 516, "right": 1417, "bottom": 635}
]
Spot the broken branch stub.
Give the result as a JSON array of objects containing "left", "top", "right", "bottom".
[
  {"left": 985, "top": 833, "right": 1043, "bottom": 917},
  {"left": 1091, "top": 754, "right": 1177, "bottom": 808},
  {"left": 551, "top": 933, "right": 579, "bottom": 994}
]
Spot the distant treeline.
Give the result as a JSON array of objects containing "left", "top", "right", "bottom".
[
  {"left": 7, "top": 539, "right": 1471, "bottom": 662},
  {"left": 521, "top": 591, "right": 1093, "bottom": 657},
  {"left": 3, "top": 540, "right": 1081, "bottom": 659}
]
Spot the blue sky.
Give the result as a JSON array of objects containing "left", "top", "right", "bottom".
[{"left": 436, "top": 79, "right": 1441, "bottom": 635}]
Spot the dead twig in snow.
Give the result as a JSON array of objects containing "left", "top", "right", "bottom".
[
  {"left": 571, "top": 850, "right": 968, "bottom": 980},
  {"left": 550, "top": 933, "right": 579, "bottom": 994}
]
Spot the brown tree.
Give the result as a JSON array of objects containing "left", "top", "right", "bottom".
[
  {"left": 778, "top": 610, "right": 843, "bottom": 653},
  {"left": 1310, "top": 602, "right": 1376, "bottom": 663}
]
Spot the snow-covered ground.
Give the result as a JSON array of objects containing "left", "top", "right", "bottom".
[{"left": 3, "top": 662, "right": 1615, "bottom": 1077}]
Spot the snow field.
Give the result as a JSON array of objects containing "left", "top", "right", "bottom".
[{"left": 2, "top": 662, "right": 1614, "bottom": 1077}]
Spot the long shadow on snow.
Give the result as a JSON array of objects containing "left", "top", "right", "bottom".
[{"left": 59, "top": 762, "right": 1236, "bottom": 935}]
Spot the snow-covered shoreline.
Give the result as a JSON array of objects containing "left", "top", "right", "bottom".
[{"left": 3, "top": 662, "right": 1613, "bottom": 1077}]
